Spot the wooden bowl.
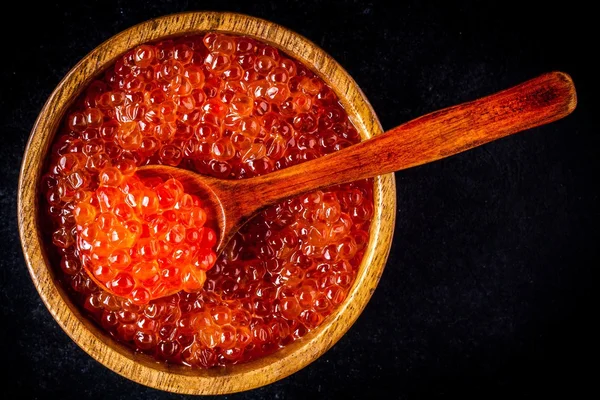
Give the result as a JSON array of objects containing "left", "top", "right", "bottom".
[{"left": 18, "top": 12, "right": 396, "bottom": 394}]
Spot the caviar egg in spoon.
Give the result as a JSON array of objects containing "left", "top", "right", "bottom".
[{"left": 74, "top": 171, "right": 218, "bottom": 304}]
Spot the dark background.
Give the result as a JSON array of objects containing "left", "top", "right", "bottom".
[{"left": 0, "top": 1, "right": 596, "bottom": 399}]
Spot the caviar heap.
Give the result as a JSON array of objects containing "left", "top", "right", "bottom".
[
  {"left": 74, "top": 174, "right": 217, "bottom": 303},
  {"left": 42, "top": 32, "right": 374, "bottom": 367}
]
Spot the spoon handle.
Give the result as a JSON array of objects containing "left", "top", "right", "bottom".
[{"left": 238, "top": 71, "right": 576, "bottom": 209}]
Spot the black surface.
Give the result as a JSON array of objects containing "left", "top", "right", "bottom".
[{"left": 0, "top": 1, "right": 596, "bottom": 399}]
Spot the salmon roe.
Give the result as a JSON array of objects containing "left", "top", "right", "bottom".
[
  {"left": 41, "top": 32, "right": 374, "bottom": 367},
  {"left": 74, "top": 174, "right": 217, "bottom": 303}
]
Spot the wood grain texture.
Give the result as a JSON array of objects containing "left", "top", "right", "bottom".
[
  {"left": 17, "top": 12, "right": 395, "bottom": 394},
  {"left": 139, "top": 72, "right": 576, "bottom": 257}
]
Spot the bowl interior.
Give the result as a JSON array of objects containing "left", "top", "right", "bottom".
[{"left": 18, "top": 12, "right": 396, "bottom": 394}]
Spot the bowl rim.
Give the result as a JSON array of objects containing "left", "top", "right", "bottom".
[{"left": 18, "top": 11, "right": 396, "bottom": 395}]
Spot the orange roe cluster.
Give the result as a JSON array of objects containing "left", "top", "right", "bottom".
[
  {"left": 41, "top": 32, "right": 373, "bottom": 367},
  {"left": 74, "top": 173, "right": 217, "bottom": 303}
]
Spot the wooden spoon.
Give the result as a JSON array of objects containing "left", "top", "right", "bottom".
[{"left": 138, "top": 71, "right": 576, "bottom": 256}]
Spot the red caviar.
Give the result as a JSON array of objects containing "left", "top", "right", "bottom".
[
  {"left": 74, "top": 174, "right": 217, "bottom": 303},
  {"left": 41, "top": 32, "right": 373, "bottom": 367}
]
